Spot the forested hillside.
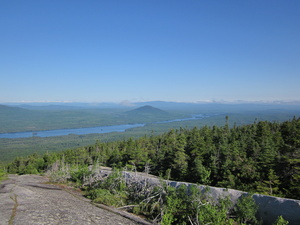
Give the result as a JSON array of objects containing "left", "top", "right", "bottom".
[{"left": 6, "top": 117, "right": 300, "bottom": 200}]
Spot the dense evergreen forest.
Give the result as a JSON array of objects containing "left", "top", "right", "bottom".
[{"left": 6, "top": 117, "right": 300, "bottom": 200}]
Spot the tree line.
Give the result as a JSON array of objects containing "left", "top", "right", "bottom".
[{"left": 6, "top": 116, "right": 300, "bottom": 200}]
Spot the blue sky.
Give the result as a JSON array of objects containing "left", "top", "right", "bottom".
[{"left": 1, "top": 1, "right": 299, "bottom": 103}]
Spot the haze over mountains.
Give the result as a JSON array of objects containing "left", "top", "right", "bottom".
[{"left": 3, "top": 100, "right": 300, "bottom": 111}]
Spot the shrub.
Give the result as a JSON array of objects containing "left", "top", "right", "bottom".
[
  {"left": 0, "top": 168, "right": 7, "bottom": 183},
  {"left": 273, "top": 216, "right": 289, "bottom": 225},
  {"left": 87, "top": 188, "right": 127, "bottom": 207},
  {"left": 234, "top": 194, "right": 259, "bottom": 224},
  {"left": 69, "top": 165, "right": 92, "bottom": 186}
]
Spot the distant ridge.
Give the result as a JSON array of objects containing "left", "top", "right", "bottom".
[
  {"left": 126, "top": 105, "right": 168, "bottom": 115},
  {"left": 0, "top": 104, "right": 28, "bottom": 112}
]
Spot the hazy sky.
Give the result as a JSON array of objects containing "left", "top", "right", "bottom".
[{"left": 1, "top": 1, "right": 299, "bottom": 103}]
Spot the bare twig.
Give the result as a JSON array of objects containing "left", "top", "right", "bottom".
[{"left": 117, "top": 205, "right": 138, "bottom": 210}]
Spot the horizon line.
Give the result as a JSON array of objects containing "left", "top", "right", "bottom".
[{"left": 1, "top": 99, "right": 300, "bottom": 105}]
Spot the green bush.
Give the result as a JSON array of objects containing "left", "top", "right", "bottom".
[
  {"left": 69, "top": 166, "right": 92, "bottom": 186},
  {"left": 273, "top": 216, "right": 289, "bottom": 225},
  {"left": 196, "top": 197, "right": 234, "bottom": 225},
  {"left": 87, "top": 188, "right": 127, "bottom": 207},
  {"left": 95, "top": 170, "right": 126, "bottom": 193},
  {"left": 0, "top": 168, "right": 7, "bottom": 183},
  {"left": 85, "top": 170, "right": 128, "bottom": 207},
  {"left": 234, "top": 194, "right": 259, "bottom": 224},
  {"left": 133, "top": 184, "right": 235, "bottom": 225}
]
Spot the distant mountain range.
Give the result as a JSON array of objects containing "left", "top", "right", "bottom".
[{"left": 2, "top": 100, "right": 300, "bottom": 113}]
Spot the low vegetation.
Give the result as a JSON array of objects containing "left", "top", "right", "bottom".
[
  {"left": 45, "top": 162, "right": 259, "bottom": 224},
  {"left": 45, "top": 163, "right": 289, "bottom": 224},
  {"left": 0, "top": 168, "right": 7, "bottom": 183}
]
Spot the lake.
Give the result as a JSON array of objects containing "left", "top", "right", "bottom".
[{"left": 0, "top": 114, "right": 210, "bottom": 139}]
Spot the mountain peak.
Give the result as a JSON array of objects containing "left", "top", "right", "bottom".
[{"left": 126, "top": 105, "right": 167, "bottom": 115}]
